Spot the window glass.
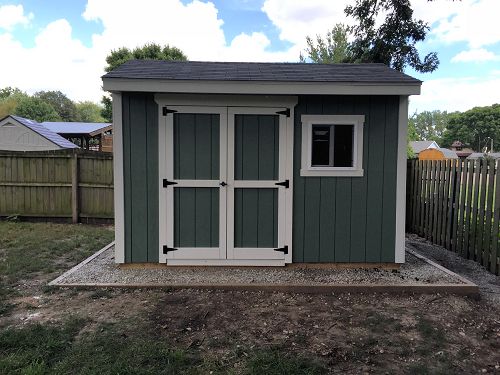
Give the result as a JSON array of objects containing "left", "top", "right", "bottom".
[
  {"left": 311, "top": 124, "right": 354, "bottom": 167},
  {"left": 333, "top": 125, "right": 354, "bottom": 167},
  {"left": 311, "top": 126, "right": 331, "bottom": 166}
]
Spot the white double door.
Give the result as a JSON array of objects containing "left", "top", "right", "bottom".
[{"left": 159, "top": 106, "right": 292, "bottom": 264}]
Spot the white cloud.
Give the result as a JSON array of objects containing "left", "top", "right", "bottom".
[
  {"left": 451, "top": 48, "right": 500, "bottom": 63},
  {"left": 410, "top": 74, "right": 500, "bottom": 113},
  {"left": 262, "top": 0, "right": 352, "bottom": 47},
  {"left": 0, "top": 4, "right": 33, "bottom": 31},
  {"left": 424, "top": 0, "right": 500, "bottom": 48}
]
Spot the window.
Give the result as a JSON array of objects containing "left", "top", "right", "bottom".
[{"left": 301, "top": 115, "right": 364, "bottom": 177}]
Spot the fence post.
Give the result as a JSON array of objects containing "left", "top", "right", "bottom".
[{"left": 71, "top": 152, "right": 79, "bottom": 223}]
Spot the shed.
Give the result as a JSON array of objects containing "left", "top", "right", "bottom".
[
  {"left": 42, "top": 121, "right": 112, "bottom": 152},
  {"left": 419, "top": 147, "right": 459, "bottom": 161},
  {"left": 0, "top": 115, "right": 78, "bottom": 151},
  {"left": 409, "top": 140, "right": 439, "bottom": 155},
  {"left": 102, "top": 60, "right": 421, "bottom": 266}
]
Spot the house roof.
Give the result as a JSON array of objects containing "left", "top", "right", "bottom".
[
  {"left": 8, "top": 115, "right": 78, "bottom": 149},
  {"left": 42, "top": 122, "right": 112, "bottom": 136},
  {"left": 467, "top": 152, "right": 500, "bottom": 160},
  {"left": 438, "top": 148, "right": 459, "bottom": 159},
  {"left": 410, "top": 140, "right": 439, "bottom": 154},
  {"left": 102, "top": 60, "right": 422, "bottom": 85}
]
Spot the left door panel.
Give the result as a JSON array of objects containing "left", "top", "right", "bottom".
[{"left": 159, "top": 107, "right": 227, "bottom": 261}]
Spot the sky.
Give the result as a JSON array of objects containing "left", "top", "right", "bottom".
[{"left": 0, "top": 0, "right": 499, "bottom": 114}]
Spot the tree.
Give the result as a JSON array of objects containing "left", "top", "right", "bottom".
[
  {"left": 101, "top": 43, "right": 188, "bottom": 121},
  {"left": 344, "top": 0, "right": 439, "bottom": 72},
  {"left": 408, "top": 110, "right": 452, "bottom": 143},
  {"left": 34, "top": 90, "right": 77, "bottom": 121},
  {"left": 14, "top": 97, "right": 61, "bottom": 122},
  {"left": 0, "top": 87, "right": 28, "bottom": 118},
  {"left": 75, "top": 101, "right": 106, "bottom": 122},
  {"left": 441, "top": 104, "right": 500, "bottom": 151},
  {"left": 300, "top": 24, "right": 351, "bottom": 63},
  {"left": 104, "top": 43, "right": 187, "bottom": 72},
  {"left": 0, "top": 87, "right": 26, "bottom": 100}
]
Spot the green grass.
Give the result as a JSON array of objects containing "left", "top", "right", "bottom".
[
  {"left": 0, "top": 222, "right": 114, "bottom": 284},
  {"left": 0, "top": 319, "right": 326, "bottom": 375}
]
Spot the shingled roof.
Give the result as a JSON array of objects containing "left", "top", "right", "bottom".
[
  {"left": 102, "top": 60, "right": 421, "bottom": 84},
  {"left": 9, "top": 115, "right": 78, "bottom": 149}
]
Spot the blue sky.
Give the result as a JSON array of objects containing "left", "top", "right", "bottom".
[{"left": 0, "top": 0, "right": 499, "bottom": 113}]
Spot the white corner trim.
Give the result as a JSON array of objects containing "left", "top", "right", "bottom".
[
  {"left": 300, "top": 114, "right": 364, "bottom": 177},
  {"left": 111, "top": 93, "right": 125, "bottom": 263},
  {"left": 395, "top": 96, "right": 408, "bottom": 263},
  {"left": 104, "top": 79, "right": 421, "bottom": 96}
]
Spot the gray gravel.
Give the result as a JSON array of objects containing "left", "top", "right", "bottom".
[
  {"left": 55, "top": 245, "right": 464, "bottom": 286},
  {"left": 407, "top": 234, "right": 500, "bottom": 303}
]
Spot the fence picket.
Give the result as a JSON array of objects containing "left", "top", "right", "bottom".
[
  {"left": 0, "top": 150, "right": 113, "bottom": 220},
  {"left": 407, "top": 158, "right": 500, "bottom": 275}
]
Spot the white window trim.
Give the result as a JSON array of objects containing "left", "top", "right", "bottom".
[{"left": 300, "top": 114, "right": 364, "bottom": 177}]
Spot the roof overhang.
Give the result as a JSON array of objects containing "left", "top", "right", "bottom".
[{"left": 102, "top": 78, "right": 421, "bottom": 96}]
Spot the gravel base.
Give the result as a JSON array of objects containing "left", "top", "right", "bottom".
[
  {"left": 55, "top": 245, "right": 464, "bottom": 286},
  {"left": 406, "top": 234, "right": 500, "bottom": 303}
]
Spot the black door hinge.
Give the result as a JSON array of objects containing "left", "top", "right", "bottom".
[
  {"left": 163, "top": 179, "right": 178, "bottom": 187},
  {"left": 276, "top": 108, "right": 290, "bottom": 117},
  {"left": 162, "top": 107, "right": 177, "bottom": 116},
  {"left": 163, "top": 245, "right": 177, "bottom": 254},
  {"left": 274, "top": 245, "right": 288, "bottom": 255},
  {"left": 275, "top": 179, "right": 289, "bottom": 188}
]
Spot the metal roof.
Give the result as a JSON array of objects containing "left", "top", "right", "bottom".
[
  {"left": 42, "top": 122, "right": 111, "bottom": 136},
  {"left": 102, "top": 60, "right": 421, "bottom": 84},
  {"left": 9, "top": 115, "right": 78, "bottom": 149}
]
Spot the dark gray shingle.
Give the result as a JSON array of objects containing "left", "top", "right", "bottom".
[{"left": 102, "top": 60, "right": 421, "bottom": 84}]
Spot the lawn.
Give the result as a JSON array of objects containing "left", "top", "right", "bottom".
[{"left": 0, "top": 221, "right": 499, "bottom": 374}]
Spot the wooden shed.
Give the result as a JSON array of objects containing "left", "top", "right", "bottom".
[
  {"left": 418, "top": 147, "right": 459, "bottom": 161},
  {"left": 102, "top": 61, "right": 421, "bottom": 266}
]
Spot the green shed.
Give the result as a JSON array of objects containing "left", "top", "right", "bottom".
[{"left": 102, "top": 61, "right": 421, "bottom": 266}]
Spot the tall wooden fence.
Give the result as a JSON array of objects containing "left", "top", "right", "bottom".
[
  {"left": 407, "top": 159, "right": 500, "bottom": 275},
  {"left": 0, "top": 149, "right": 113, "bottom": 222}
]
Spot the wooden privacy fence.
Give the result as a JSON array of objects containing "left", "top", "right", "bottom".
[
  {"left": 0, "top": 149, "right": 113, "bottom": 222},
  {"left": 407, "top": 159, "right": 500, "bottom": 275}
]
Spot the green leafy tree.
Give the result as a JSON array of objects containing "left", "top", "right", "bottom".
[
  {"left": 0, "top": 87, "right": 28, "bottom": 118},
  {"left": 101, "top": 43, "right": 188, "bottom": 121},
  {"left": 0, "top": 87, "right": 26, "bottom": 100},
  {"left": 75, "top": 101, "right": 106, "bottom": 122},
  {"left": 408, "top": 110, "right": 452, "bottom": 143},
  {"left": 14, "top": 96, "right": 61, "bottom": 122},
  {"left": 34, "top": 90, "right": 77, "bottom": 121},
  {"left": 300, "top": 24, "right": 351, "bottom": 63},
  {"left": 441, "top": 104, "right": 500, "bottom": 151},
  {"left": 345, "top": 0, "right": 439, "bottom": 72}
]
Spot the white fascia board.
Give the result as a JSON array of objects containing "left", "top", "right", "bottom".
[{"left": 103, "top": 78, "right": 421, "bottom": 96}]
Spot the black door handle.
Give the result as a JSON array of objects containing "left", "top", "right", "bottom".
[{"left": 220, "top": 181, "right": 227, "bottom": 187}]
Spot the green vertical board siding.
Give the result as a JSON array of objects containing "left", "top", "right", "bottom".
[
  {"left": 174, "top": 187, "right": 219, "bottom": 247},
  {"left": 234, "top": 188, "right": 278, "bottom": 248},
  {"left": 380, "top": 97, "right": 399, "bottom": 262},
  {"left": 174, "top": 114, "right": 219, "bottom": 180},
  {"left": 293, "top": 95, "right": 398, "bottom": 263},
  {"left": 122, "top": 93, "right": 159, "bottom": 262},
  {"left": 235, "top": 114, "right": 279, "bottom": 180}
]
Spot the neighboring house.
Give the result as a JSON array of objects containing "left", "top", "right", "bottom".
[
  {"left": 467, "top": 152, "right": 500, "bottom": 160},
  {"left": 450, "top": 140, "right": 473, "bottom": 159},
  {"left": 409, "top": 140, "right": 439, "bottom": 155},
  {"left": 0, "top": 115, "right": 78, "bottom": 151},
  {"left": 42, "top": 121, "right": 113, "bottom": 152},
  {"left": 419, "top": 147, "right": 459, "bottom": 160},
  {"left": 102, "top": 60, "right": 421, "bottom": 266}
]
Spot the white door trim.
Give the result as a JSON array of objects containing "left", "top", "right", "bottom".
[
  {"left": 226, "top": 107, "right": 290, "bottom": 261},
  {"left": 156, "top": 97, "right": 297, "bottom": 266},
  {"left": 158, "top": 106, "right": 227, "bottom": 263}
]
